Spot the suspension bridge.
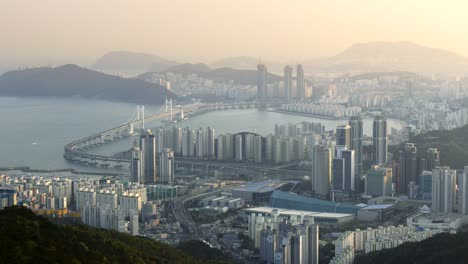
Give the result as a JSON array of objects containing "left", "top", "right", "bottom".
[{"left": 63, "top": 101, "right": 276, "bottom": 167}]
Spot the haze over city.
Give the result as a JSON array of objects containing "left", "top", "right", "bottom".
[
  {"left": 2, "top": 0, "right": 468, "bottom": 67},
  {"left": 2, "top": 1, "right": 468, "bottom": 264}
]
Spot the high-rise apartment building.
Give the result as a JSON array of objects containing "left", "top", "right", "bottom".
[
  {"left": 333, "top": 147, "right": 355, "bottom": 192},
  {"left": 399, "top": 143, "right": 418, "bottom": 194},
  {"left": 373, "top": 116, "right": 388, "bottom": 165},
  {"left": 458, "top": 166, "right": 468, "bottom": 215},
  {"left": 130, "top": 146, "right": 142, "bottom": 183},
  {"left": 432, "top": 166, "right": 457, "bottom": 213},
  {"left": 336, "top": 124, "right": 351, "bottom": 149},
  {"left": 159, "top": 148, "right": 175, "bottom": 184},
  {"left": 296, "top": 64, "right": 305, "bottom": 101},
  {"left": 284, "top": 65, "right": 293, "bottom": 101},
  {"left": 140, "top": 129, "right": 157, "bottom": 183},
  {"left": 257, "top": 64, "right": 268, "bottom": 102},
  {"left": 349, "top": 116, "right": 363, "bottom": 192},
  {"left": 421, "top": 148, "right": 440, "bottom": 172},
  {"left": 312, "top": 145, "right": 331, "bottom": 196}
]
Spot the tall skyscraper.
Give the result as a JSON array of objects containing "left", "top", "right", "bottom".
[
  {"left": 432, "top": 167, "right": 456, "bottom": 213},
  {"left": 336, "top": 124, "right": 351, "bottom": 149},
  {"left": 253, "top": 135, "right": 263, "bottom": 163},
  {"left": 399, "top": 143, "right": 418, "bottom": 194},
  {"left": 181, "top": 127, "right": 196, "bottom": 158},
  {"left": 207, "top": 127, "right": 215, "bottom": 158},
  {"left": 311, "top": 145, "right": 331, "bottom": 196},
  {"left": 140, "top": 129, "right": 157, "bottom": 183},
  {"left": 160, "top": 148, "right": 175, "bottom": 184},
  {"left": 216, "top": 135, "right": 224, "bottom": 161},
  {"left": 333, "top": 147, "right": 355, "bottom": 192},
  {"left": 257, "top": 64, "right": 268, "bottom": 103},
  {"left": 130, "top": 146, "right": 142, "bottom": 183},
  {"left": 342, "top": 149, "right": 355, "bottom": 192},
  {"left": 421, "top": 148, "right": 440, "bottom": 172},
  {"left": 458, "top": 166, "right": 468, "bottom": 215},
  {"left": 234, "top": 134, "right": 243, "bottom": 161},
  {"left": 372, "top": 116, "right": 388, "bottom": 165},
  {"left": 283, "top": 65, "right": 293, "bottom": 101},
  {"left": 332, "top": 157, "right": 345, "bottom": 191},
  {"left": 173, "top": 126, "right": 183, "bottom": 156},
  {"left": 307, "top": 224, "right": 319, "bottom": 264},
  {"left": 365, "top": 166, "right": 392, "bottom": 197},
  {"left": 223, "top": 134, "right": 234, "bottom": 160},
  {"left": 349, "top": 116, "right": 363, "bottom": 192},
  {"left": 290, "top": 235, "right": 303, "bottom": 264},
  {"left": 296, "top": 64, "right": 305, "bottom": 101},
  {"left": 195, "top": 128, "right": 206, "bottom": 158}
]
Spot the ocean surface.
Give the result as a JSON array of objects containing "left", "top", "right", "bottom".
[{"left": 0, "top": 96, "right": 405, "bottom": 172}]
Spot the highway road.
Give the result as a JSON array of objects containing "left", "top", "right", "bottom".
[{"left": 168, "top": 184, "right": 243, "bottom": 240}]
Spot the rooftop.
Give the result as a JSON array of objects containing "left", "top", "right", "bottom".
[
  {"left": 232, "top": 180, "right": 285, "bottom": 193},
  {"left": 245, "top": 206, "right": 354, "bottom": 219},
  {"left": 361, "top": 204, "right": 395, "bottom": 210}
]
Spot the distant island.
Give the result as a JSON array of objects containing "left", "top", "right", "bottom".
[{"left": 0, "top": 64, "right": 173, "bottom": 105}]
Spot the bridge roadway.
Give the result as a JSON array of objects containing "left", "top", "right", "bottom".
[
  {"left": 169, "top": 183, "right": 244, "bottom": 240},
  {"left": 63, "top": 103, "right": 214, "bottom": 162}
]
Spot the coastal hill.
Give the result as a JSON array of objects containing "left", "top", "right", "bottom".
[
  {"left": 354, "top": 231, "right": 468, "bottom": 264},
  {"left": 410, "top": 124, "right": 468, "bottom": 169},
  {"left": 390, "top": 124, "right": 468, "bottom": 169},
  {"left": 0, "top": 206, "right": 230, "bottom": 264},
  {"left": 0, "top": 64, "right": 173, "bottom": 105},
  {"left": 92, "top": 51, "right": 177, "bottom": 76}
]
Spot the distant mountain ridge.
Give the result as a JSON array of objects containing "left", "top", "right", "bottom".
[
  {"left": 305, "top": 41, "right": 468, "bottom": 75},
  {"left": 211, "top": 56, "right": 261, "bottom": 70},
  {"left": 164, "top": 63, "right": 212, "bottom": 75},
  {"left": 91, "top": 41, "right": 468, "bottom": 77},
  {"left": 138, "top": 64, "right": 281, "bottom": 85},
  {"left": 93, "top": 51, "right": 177, "bottom": 76},
  {"left": 0, "top": 64, "right": 173, "bottom": 105}
]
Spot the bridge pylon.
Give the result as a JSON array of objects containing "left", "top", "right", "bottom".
[{"left": 165, "top": 99, "right": 173, "bottom": 121}]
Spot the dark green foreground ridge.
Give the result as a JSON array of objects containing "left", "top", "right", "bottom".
[
  {"left": 0, "top": 206, "right": 229, "bottom": 264},
  {"left": 354, "top": 232, "right": 468, "bottom": 264}
]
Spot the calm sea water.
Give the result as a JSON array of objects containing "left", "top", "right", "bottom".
[{"left": 0, "top": 96, "right": 405, "bottom": 171}]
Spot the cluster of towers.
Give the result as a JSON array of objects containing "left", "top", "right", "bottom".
[
  {"left": 311, "top": 115, "right": 392, "bottom": 197},
  {"left": 130, "top": 130, "right": 175, "bottom": 185},
  {"left": 257, "top": 64, "right": 308, "bottom": 103}
]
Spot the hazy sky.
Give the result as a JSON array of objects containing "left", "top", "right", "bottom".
[{"left": 2, "top": 0, "right": 468, "bottom": 67}]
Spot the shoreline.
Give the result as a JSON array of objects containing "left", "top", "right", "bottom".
[
  {"left": 267, "top": 109, "right": 349, "bottom": 120},
  {"left": 0, "top": 166, "right": 123, "bottom": 176}
]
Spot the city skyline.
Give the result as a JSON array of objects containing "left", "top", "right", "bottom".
[{"left": 3, "top": 1, "right": 468, "bottom": 263}]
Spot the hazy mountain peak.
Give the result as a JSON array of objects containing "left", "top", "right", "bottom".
[
  {"left": 303, "top": 41, "right": 468, "bottom": 75},
  {"left": 336, "top": 41, "right": 467, "bottom": 62},
  {"left": 93, "top": 51, "right": 177, "bottom": 76}
]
